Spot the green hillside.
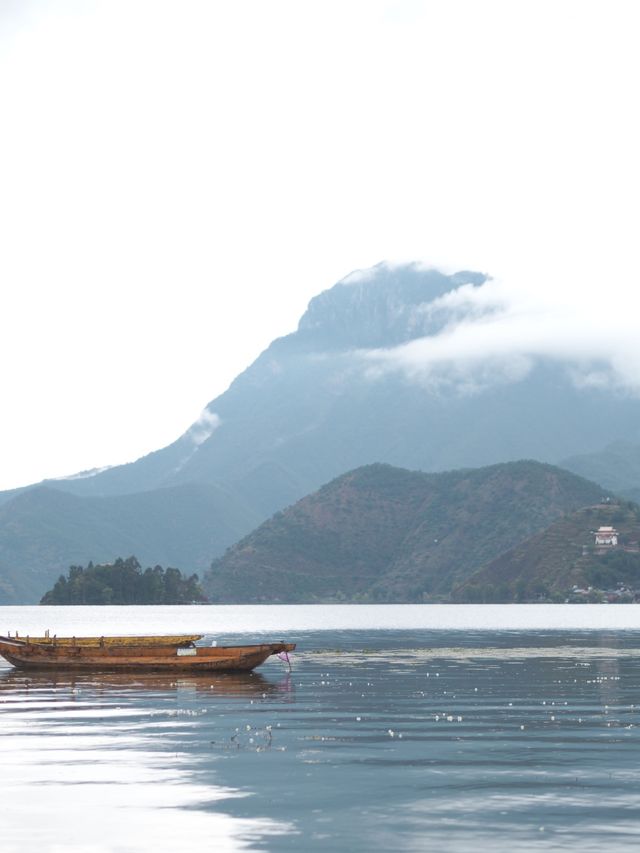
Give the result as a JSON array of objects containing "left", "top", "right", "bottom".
[
  {"left": 0, "top": 483, "right": 261, "bottom": 604},
  {"left": 454, "top": 501, "right": 640, "bottom": 602},
  {"left": 203, "top": 461, "right": 607, "bottom": 603}
]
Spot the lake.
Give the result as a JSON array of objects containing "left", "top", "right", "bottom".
[{"left": 2, "top": 604, "right": 640, "bottom": 851}]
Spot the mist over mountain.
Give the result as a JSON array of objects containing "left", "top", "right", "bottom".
[
  {"left": 2, "top": 260, "right": 640, "bottom": 603},
  {"left": 12, "top": 261, "right": 640, "bottom": 506}
]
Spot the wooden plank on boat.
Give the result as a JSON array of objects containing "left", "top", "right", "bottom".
[{"left": 22, "top": 634, "right": 203, "bottom": 647}]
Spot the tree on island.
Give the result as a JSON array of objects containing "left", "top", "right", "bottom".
[{"left": 40, "top": 556, "right": 208, "bottom": 605}]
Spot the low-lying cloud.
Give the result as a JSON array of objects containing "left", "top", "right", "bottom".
[
  {"left": 361, "top": 275, "right": 640, "bottom": 396},
  {"left": 187, "top": 409, "right": 221, "bottom": 446}
]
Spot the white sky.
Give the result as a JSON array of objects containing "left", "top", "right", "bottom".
[{"left": 1, "top": 0, "right": 639, "bottom": 490}]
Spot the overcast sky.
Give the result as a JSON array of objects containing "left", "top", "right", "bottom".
[{"left": 1, "top": 0, "right": 638, "bottom": 490}]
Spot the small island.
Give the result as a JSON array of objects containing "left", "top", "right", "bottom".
[{"left": 40, "top": 556, "right": 208, "bottom": 605}]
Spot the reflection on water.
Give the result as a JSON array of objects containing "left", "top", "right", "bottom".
[
  {"left": 3, "top": 622, "right": 640, "bottom": 851},
  {"left": 0, "top": 667, "right": 293, "bottom": 697},
  {"left": 0, "top": 665, "right": 294, "bottom": 853}
]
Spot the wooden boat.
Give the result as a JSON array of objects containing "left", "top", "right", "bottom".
[{"left": 0, "top": 634, "right": 296, "bottom": 673}]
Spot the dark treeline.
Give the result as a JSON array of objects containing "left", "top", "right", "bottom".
[{"left": 40, "top": 556, "right": 208, "bottom": 605}]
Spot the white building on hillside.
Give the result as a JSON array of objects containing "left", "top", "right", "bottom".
[{"left": 594, "top": 526, "right": 618, "bottom": 547}]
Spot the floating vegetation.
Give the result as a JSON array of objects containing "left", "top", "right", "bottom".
[{"left": 298, "top": 647, "right": 640, "bottom": 665}]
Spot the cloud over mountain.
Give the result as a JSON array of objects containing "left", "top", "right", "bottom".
[
  {"left": 3, "top": 260, "right": 640, "bottom": 603},
  {"left": 360, "top": 271, "right": 640, "bottom": 396}
]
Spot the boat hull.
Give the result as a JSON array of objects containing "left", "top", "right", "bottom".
[{"left": 0, "top": 636, "right": 295, "bottom": 673}]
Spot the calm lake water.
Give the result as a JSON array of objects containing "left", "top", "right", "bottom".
[{"left": 2, "top": 604, "right": 640, "bottom": 852}]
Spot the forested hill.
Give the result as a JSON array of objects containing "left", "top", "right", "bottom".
[
  {"left": 40, "top": 557, "right": 207, "bottom": 605},
  {"left": 203, "top": 461, "right": 607, "bottom": 603},
  {"left": 454, "top": 501, "right": 640, "bottom": 602}
]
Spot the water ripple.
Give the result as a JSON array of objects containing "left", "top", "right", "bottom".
[{"left": 3, "top": 622, "right": 640, "bottom": 850}]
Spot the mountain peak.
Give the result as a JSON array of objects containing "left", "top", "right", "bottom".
[{"left": 296, "top": 262, "right": 487, "bottom": 349}]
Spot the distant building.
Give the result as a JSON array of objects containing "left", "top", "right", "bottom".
[{"left": 594, "top": 526, "right": 618, "bottom": 547}]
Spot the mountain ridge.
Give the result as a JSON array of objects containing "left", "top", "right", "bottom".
[
  {"left": 3, "top": 260, "right": 640, "bottom": 603},
  {"left": 5, "top": 262, "right": 640, "bottom": 510}
]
